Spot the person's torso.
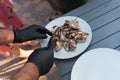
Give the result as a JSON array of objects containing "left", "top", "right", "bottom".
[{"left": 0, "top": 0, "right": 24, "bottom": 30}]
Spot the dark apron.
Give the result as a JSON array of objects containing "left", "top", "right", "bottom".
[{"left": 47, "top": 0, "right": 86, "bottom": 13}]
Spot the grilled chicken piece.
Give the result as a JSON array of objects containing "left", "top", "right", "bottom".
[
  {"left": 55, "top": 41, "right": 62, "bottom": 52},
  {"left": 51, "top": 19, "right": 89, "bottom": 52}
]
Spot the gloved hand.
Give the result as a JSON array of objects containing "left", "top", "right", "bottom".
[
  {"left": 27, "top": 37, "right": 55, "bottom": 75},
  {"left": 14, "top": 25, "right": 52, "bottom": 43}
]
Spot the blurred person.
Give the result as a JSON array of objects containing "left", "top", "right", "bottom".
[{"left": 0, "top": 0, "right": 42, "bottom": 57}]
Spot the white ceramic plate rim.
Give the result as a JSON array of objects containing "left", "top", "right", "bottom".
[
  {"left": 71, "top": 48, "right": 120, "bottom": 80},
  {"left": 41, "top": 16, "right": 92, "bottom": 59}
]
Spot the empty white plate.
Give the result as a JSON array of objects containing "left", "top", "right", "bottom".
[{"left": 71, "top": 48, "right": 120, "bottom": 80}]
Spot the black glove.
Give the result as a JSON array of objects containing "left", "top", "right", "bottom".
[
  {"left": 14, "top": 25, "right": 52, "bottom": 43},
  {"left": 27, "top": 37, "right": 55, "bottom": 75}
]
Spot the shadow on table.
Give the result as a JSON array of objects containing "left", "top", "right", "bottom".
[
  {"left": 0, "top": 56, "right": 26, "bottom": 79},
  {"left": 0, "top": 56, "right": 62, "bottom": 80}
]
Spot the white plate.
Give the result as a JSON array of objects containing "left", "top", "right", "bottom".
[
  {"left": 71, "top": 48, "right": 120, "bottom": 80},
  {"left": 41, "top": 16, "right": 92, "bottom": 59}
]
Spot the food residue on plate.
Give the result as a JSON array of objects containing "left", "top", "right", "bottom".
[{"left": 52, "top": 19, "right": 89, "bottom": 52}]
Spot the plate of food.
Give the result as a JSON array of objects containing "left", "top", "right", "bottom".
[
  {"left": 71, "top": 48, "right": 120, "bottom": 80},
  {"left": 41, "top": 16, "right": 92, "bottom": 59}
]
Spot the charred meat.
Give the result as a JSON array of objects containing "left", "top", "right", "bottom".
[{"left": 52, "top": 19, "right": 89, "bottom": 52}]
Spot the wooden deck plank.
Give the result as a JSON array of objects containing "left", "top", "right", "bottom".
[
  {"left": 64, "top": 0, "right": 111, "bottom": 16},
  {"left": 88, "top": 6, "right": 120, "bottom": 30},
  {"left": 79, "top": 0, "right": 120, "bottom": 22},
  {"left": 88, "top": 31, "right": 120, "bottom": 50},
  {"left": 56, "top": 58, "right": 77, "bottom": 76},
  {"left": 62, "top": 73, "right": 71, "bottom": 80},
  {"left": 91, "top": 18, "right": 120, "bottom": 45},
  {"left": 116, "top": 47, "right": 120, "bottom": 51}
]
